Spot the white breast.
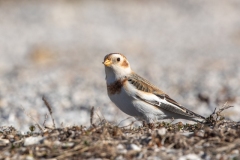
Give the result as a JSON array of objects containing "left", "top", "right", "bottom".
[
  {"left": 108, "top": 85, "right": 139, "bottom": 117},
  {"left": 108, "top": 81, "right": 166, "bottom": 122}
]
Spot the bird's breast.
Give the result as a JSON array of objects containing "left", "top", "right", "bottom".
[
  {"left": 107, "top": 80, "right": 140, "bottom": 116},
  {"left": 107, "top": 79, "right": 127, "bottom": 95}
]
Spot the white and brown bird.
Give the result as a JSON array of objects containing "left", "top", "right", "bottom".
[{"left": 103, "top": 53, "right": 205, "bottom": 123}]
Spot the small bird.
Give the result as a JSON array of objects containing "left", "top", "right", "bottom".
[{"left": 103, "top": 53, "right": 205, "bottom": 123}]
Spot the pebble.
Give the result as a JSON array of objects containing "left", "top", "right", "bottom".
[
  {"left": 195, "top": 130, "right": 205, "bottom": 137},
  {"left": 130, "top": 144, "right": 141, "bottom": 151},
  {"left": 116, "top": 144, "right": 127, "bottom": 154},
  {"left": 179, "top": 154, "right": 201, "bottom": 160},
  {"left": 0, "top": 139, "right": 10, "bottom": 147},
  {"left": 61, "top": 142, "right": 75, "bottom": 148},
  {"left": 156, "top": 128, "right": 166, "bottom": 136},
  {"left": 24, "top": 136, "right": 44, "bottom": 146}
]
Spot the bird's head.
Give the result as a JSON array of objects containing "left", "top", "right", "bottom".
[{"left": 103, "top": 53, "right": 132, "bottom": 81}]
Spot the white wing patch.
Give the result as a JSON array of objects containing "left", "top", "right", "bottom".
[
  {"left": 134, "top": 89, "right": 200, "bottom": 118},
  {"left": 157, "top": 98, "right": 191, "bottom": 116}
]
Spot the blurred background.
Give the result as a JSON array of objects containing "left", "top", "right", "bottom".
[{"left": 0, "top": 0, "right": 240, "bottom": 131}]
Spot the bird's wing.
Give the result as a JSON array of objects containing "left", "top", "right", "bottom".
[
  {"left": 155, "top": 93, "right": 205, "bottom": 119},
  {"left": 127, "top": 73, "right": 205, "bottom": 119}
]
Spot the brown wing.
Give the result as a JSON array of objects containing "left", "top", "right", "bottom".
[
  {"left": 127, "top": 72, "right": 165, "bottom": 95},
  {"left": 127, "top": 73, "right": 205, "bottom": 120}
]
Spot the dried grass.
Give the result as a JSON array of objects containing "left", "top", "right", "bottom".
[{"left": 0, "top": 103, "right": 240, "bottom": 159}]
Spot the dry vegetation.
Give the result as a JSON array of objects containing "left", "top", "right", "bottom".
[{"left": 0, "top": 101, "right": 240, "bottom": 160}]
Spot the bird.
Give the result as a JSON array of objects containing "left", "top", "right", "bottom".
[{"left": 103, "top": 53, "right": 206, "bottom": 123}]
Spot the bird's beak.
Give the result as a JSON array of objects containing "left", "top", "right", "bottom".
[{"left": 103, "top": 59, "right": 112, "bottom": 67}]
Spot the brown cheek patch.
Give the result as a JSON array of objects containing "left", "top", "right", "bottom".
[
  {"left": 121, "top": 60, "right": 129, "bottom": 68},
  {"left": 107, "top": 79, "right": 127, "bottom": 95}
]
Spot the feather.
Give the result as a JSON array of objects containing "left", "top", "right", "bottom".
[{"left": 127, "top": 73, "right": 205, "bottom": 120}]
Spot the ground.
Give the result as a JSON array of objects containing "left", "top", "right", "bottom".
[{"left": 0, "top": 105, "right": 240, "bottom": 159}]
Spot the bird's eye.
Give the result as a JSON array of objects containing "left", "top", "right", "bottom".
[{"left": 117, "top": 58, "right": 120, "bottom": 62}]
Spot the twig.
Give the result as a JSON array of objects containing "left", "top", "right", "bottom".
[
  {"left": 117, "top": 117, "right": 134, "bottom": 126},
  {"left": 119, "top": 118, "right": 138, "bottom": 128},
  {"left": 42, "top": 96, "right": 56, "bottom": 128},
  {"left": 43, "top": 114, "right": 48, "bottom": 127},
  {"left": 94, "top": 106, "right": 106, "bottom": 125},
  {"left": 207, "top": 102, "right": 234, "bottom": 126},
  {"left": 90, "top": 106, "right": 94, "bottom": 126},
  {"left": 21, "top": 106, "right": 44, "bottom": 131},
  {"left": 215, "top": 102, "right": 233, "bottom": 118},
  {"left": 56, "top": 145, "right": 90, "bottom": 159},
  {"left": 214, "top": 139, "right": 240, "bottom": 153}
]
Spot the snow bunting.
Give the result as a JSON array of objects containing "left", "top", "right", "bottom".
[{"left": 103, "top": 53, "right": 205, "bottom": 123}]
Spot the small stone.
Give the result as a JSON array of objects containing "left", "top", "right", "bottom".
[
  {"left": 115, "top": 155, "right": 124, "bottom": 160},
  {"left": 25, "top": 155, "right": 35, "bottom": 160},
  {"left": 130, "top": 144, "right": 141, "bottom": 151},
  {"left": 61, "top": 142, "right": 75, "bottom": 148},
  {"left": 116, "top": 144, "right": 127, "bottom": 154},
  {"left": 24, "top": 136, "right": 44, "bottom": 146},
  {"left": 156, "top": 127, "right": 166, "bottom": 136},
  {"left": 0, "top": 139, "right": 10, "bottom": 147},
  {"left": 179, "top": 154, "right": 201, "bottom": 160},
  {"left": 195, "top": 130, "right": 204, "bottom": 137},
  {"left": 180, "top": 132, "right": 193, "bottom": 136},
  {"left": 231, "top": 149, "right": 239, "bottom": 155},
  {"left": 53, "top": 140, "right": 61, "bottom": 146}
]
